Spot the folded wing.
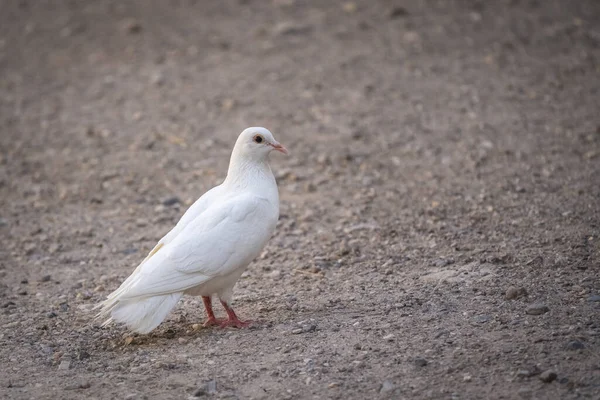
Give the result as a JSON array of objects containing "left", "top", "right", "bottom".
[{"left": 117, "top": 194, "right": 272, "bottom": 300}]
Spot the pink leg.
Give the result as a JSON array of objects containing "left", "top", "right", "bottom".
[
  {"left": 219, "top": 300, "right": 253, "bottom": 328},
  {"left": 202, "top": 296, "right": 222, "bottom": 327}
]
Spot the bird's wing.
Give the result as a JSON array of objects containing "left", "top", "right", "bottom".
[
  {"left": 118, "top": 193, "right": 272, "bottom": 300},
  {"left": 107, "top": 185, "right": 224, "bottom": 292},
  {"left": 157, "top": 184, "right": 224, "bottom": 246}
]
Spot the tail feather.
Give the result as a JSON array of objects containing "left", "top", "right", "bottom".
[
  {"left": 107, "top": 293, "right": 183, "bottom": 334},
  {"left": 94, "top": 242, "right": 174, "bottom": 333}
]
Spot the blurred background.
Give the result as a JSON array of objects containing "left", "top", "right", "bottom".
[{"left": 0, "top": 1, "right": 599, "bottom": 399}]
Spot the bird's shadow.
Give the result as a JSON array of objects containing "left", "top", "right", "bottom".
[{"left": 94, "top": 319, "right": 271, "bottom": 350}]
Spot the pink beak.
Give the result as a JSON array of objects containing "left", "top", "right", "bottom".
[{"left": 270, "top": 142, "right": 289, "bottom": 155}]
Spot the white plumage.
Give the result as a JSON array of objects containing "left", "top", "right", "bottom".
[{"left": 96, "top": 127, "right": 288, "bottom": 333}]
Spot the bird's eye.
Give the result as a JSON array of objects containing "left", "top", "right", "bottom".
[{"left": 253, "top": 135, "right": 263, "bottom": 144}]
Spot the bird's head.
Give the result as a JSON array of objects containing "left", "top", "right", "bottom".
[{"left": 233, "top": 127, "right": 289, "bottom": 160}]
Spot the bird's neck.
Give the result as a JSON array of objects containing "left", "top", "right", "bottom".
[{"left": 224, "top": 156, "right": 275, "bottom": 191}]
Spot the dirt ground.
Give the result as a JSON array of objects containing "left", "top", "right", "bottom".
[{"left": 1, "top": 0, "right": 599, "bottom": 399}]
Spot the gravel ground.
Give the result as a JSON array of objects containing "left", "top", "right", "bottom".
[{"left": 1, "top": 1, "right": 599, "bottom": 399}]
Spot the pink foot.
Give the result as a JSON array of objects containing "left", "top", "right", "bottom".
[
  {"left": 203, "top": 317, "right": 225, "bottom": 327},
  {"left": 218, "top": 300, "right": 254, "bottom": 328}
]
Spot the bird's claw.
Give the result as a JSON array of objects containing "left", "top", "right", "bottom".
[{"left": 203, "top": 317, "right": 225, "bottom": 327}]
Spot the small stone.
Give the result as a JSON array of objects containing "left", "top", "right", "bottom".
[
  {"left": 518, "top": 388, "right": 533, "bottom": 399},
  {"left": 178, "top": 338, "right": 188, "bottom": 345},
  {"left": 40, "top": 275, "right": 52, "bottom": 282},
  {"left": 517, "top": 369, "right": 532, "bottom": 378},
  {"left": 77, "top": 350, "right": 90, "bottom": 360},
  {"left": 382, "top": 334, "right": 395, "bottom": 342},
  {"left": 122, "top": 248, "right": 138, "bottom": 255},
  {"left": 221, "top": 98, "right": 235, "bottom": 111},
  {"left": 342, "top": 2, "right": 357, "bottom": 13},
  {"left": 473, "top": 314, "right": 491, "bottom": 323},
  {"left": 124, "top": 337, "right": 135, "bottom": 345},
  {"left": 291, "top": 328, "right": 303, "bottom": 334},
  {"left": 539, "top": 370, "right": 557, "bottom": 383},
  {"left": 414, "top": 357, "right": 428, "bottom": 367},
  {"left": 77, "top": 291, "right": 92, "bottom": 300},
  {"left": 389, "top": 7, "right": 409, "bottom": 19},
  {"left": 162, "top": 196, "right": 180, "bottom": 206},
  {"left": 526, "top": 303, "right": 549, "bottom": 315},
  {"left": 58, "top": 360, "right": 71, "bottom": 370},
  {"left": 588, "top": 294, "right": 600, "bottom": 302},
  {"left": 193, "top": 387, "right": 206, "bottom": 397},
  {"left": 505, "top": 286, "right": 527, "bottom": 300},
  {"left": 206, "top": 380, "right": 217, "bottom": 394},
  {"left": 150, "top": 71, "right": 164, "bottom": 86},
  {"left": 380, "top": 380, "right": 395, "bottom": 393},
  {"left": 273, "top": 21, "right": 311, "bottom": 36},
  {"left": 121, "top": 18, "right": 142, "bottom": 34},
  {"left": 463, "top": 374, "right": 472, "bottom": 382},
  {"left": 566, "top": 340, "right": 584, "bottom": 350},
  {"left": 266, "top": 270, "right": 281, "bottom": 279},
  {"left": 94, "top": 285, "right": 105, "bottom": 292},
  {"left": 47, "top": 311, "right": 57, "bottom": 318}
]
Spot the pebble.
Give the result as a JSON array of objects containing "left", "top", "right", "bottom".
[
  {"left": 566, "top": 340, "right": 584, "bottom": 350},
  {"left": 526, "top": 303, "right": 549, "bottom": 315},
  {"left": 273, "top": 21, "right": 311, "bottom": 36},
  {"left": 206, "top": 380, "right": 217, "bottom": 394},
  {"left": 539, "top": 370, "right": 557, "bottom": 383},
  {"left": 266, "top": 270, "right": 281, "bottom": 279},
  {"left": 383, "top": 334, "right": 395, "bottom": 342},
  {"left": 121, "top": 18, "right": 142, "bottom": 34},
  {"left": 40, "top": 275, "right": 52, "bottom": 282},
  {"left": 518, "top": 388, "right": 532, "bottom": 399},
  {"left": 161, "top": 196, "right": 181, "bottom": 206},
  {"left": 389, "top": 7, "right": 408, "bottom": 19},
  {"left": 516, "top": 369, "right": 531, "bottom": 378},
  {"left": 414, "top": 357, "right": 428, "bottom": 367},
  {"left": 150, "top": 71, "right": 165, "bottom": 86},
  {"left": 516, "top": 365, "right": 540, "bottom": 378},
  {"left": 505, "top": 286, "right": 527, "bottom": 300},
  {"left": 58, "top": 360, "right": 71, "bottom": 370},
  {"left": 77, "top": 350, "right": 90, "bottom": 360},
  {"left": 473, "top": 314, "right": 491, "bottom": 323},
  {"left": 380, "top": 380, "right": 396, "bottom": 393},
  {"left": 588, "top": 294, "right": 600, "bottom": 302}
]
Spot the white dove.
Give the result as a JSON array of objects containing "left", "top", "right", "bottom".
[{"left": 96, "top": 127, "right": 288, "bottom": 334}]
